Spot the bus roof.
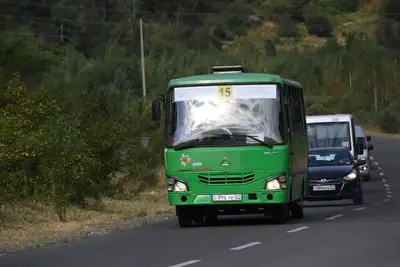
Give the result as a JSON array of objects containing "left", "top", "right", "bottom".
[
  {"left": 355, "top": 125, "right": 366, "bottom": 137},
  {"left": 306, "top": 114, "right": 353, "bottom": 123},
  {"left": 168, "top": 73, "right": 302, "bottom": 88}
]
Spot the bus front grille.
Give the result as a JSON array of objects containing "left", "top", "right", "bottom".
[{"left": 198, "top": 173, "right": 255, "bottom": 185}]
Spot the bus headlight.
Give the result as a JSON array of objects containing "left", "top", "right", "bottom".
[
  {"left": 344, "top": 170, "right": 357, "bottom": 181},
  {"left": 174, "top": 181, "right": 188, "bottom": 192},
  {"left": 167, "top": 177, "right": 188, "bottom": 192},
  {"left": 265, "top": 174, "right": 287, "bottom": 190}
]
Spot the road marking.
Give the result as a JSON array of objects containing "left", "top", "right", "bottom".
[
  {"left": 380, "top": 172, "right": 385, "bottom": 176},
  {"left": 382, "top": 179, "right": 387, "bottom": 182},
  {"left": 374, "top": 161, "right": 379, "bottom": 165},
  {"left": 378, "top": 166, "right": 382, "bottom": 170},
  {"left": 168, "top": 260, "right": 202, "bottom": 267},
  {"left": 325, "top": 214, "right": 343, "bottom": 220},
  {"left": 353, "top": 207, "right": 366, "bottom": 211},
  {"left": 387, "top": 191, "right": 392, "bottom": 194},
  {"left": 384, "top": 183, "right": 390, "bottom": 187},
  {"left": 286, "top": 226, "right": 309, "bottom": 233},
  {"left": 387, "top": 195, "right": 392, "bottom": 198},
  {"left": 229, "top": 242, "right": 261, "bottom": 251},
  {"left": 370, "top": 156, "right": 374, "bottom": 160},
  {"left": 384, "top": 199, "right": 390, "bottom": 202}
]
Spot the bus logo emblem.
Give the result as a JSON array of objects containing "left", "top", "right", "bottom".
[
  {"left": 180, "top": 154, "right": 191, "bottom": 167},
  {"left": 221, "top": 157, "right": 230, "bottom": 166},
  {"left": 319, "top": 178, "right": 328, "bottom": 183}
]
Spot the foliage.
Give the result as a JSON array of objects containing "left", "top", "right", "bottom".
[{"left": 0, "top": 0, "right": 399, "bottom": 222}]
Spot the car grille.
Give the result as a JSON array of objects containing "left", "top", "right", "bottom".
[{"left": 198, "top": 172, "right": 255, "bottom": 185}]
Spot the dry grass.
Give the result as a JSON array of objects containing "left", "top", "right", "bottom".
[{"left": 0, "top": 167, "right": 172, "bottom": 246}]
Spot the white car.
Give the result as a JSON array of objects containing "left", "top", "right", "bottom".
[{"left": 355, "top": 125, "right": 373, "bottom": 181}]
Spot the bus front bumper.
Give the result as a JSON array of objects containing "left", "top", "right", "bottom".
[{"left": 168, "top": 190, "right": 289, "bottom": 206}]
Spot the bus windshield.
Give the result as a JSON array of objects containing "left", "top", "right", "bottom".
[
  {"left": 166, "top": 84, "right": 285, "bottom": 148},
  {"left": 307, "top": 122, "right": 351, "bottom": 149}
]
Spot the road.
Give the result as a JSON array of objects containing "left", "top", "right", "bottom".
[{"left": 1, "top": 135, "right": 399, "bottom": 267}]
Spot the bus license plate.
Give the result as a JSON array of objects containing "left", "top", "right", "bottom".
[
  {"left": 313, "top": 185, "right": 335, "bottom": 191},
  {"left": 212, "top": 194, "right": 242, "bottom": 202}
]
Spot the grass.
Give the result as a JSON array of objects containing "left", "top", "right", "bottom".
[{"left": 0, "top": 167, "right": 172, "bottom": 246}]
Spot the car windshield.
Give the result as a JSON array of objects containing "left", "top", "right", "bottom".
[
  {"left": 307, "top": 122, "right": 351, "bottom": 149},
  {"left": 166, "top": 84, "right": 285, "bottom": 147},
  {"left": 308, "top": 149, "right": 353, "bottom": 167}
]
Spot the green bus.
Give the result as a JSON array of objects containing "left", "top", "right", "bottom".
[{"left": 151, "top": 65, "right": 308, "bottom": 227}]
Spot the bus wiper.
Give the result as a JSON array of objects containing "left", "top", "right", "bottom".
[
  {"left": 212, "top": 134, "right": 274, "bottom": 149},
  {"left": 173, "top": 139, "right": 202, "bottom": 151}
]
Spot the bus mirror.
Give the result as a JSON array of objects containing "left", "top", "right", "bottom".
[
  {"left": 152, "top": 100, "right": 161, "bottom": 121},
  {"left": 366, "top": 135, "right": 371, "bottom": 141},
  {"left": 356, "top": 143, "right": 363, "bottom": 155}
]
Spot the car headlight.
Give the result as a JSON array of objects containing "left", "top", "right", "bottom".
[
  {"left": 344, "top": 170, "right": 357, "bottom": 180},
  {"left": 167, "top": 177, "right": 188, "bottom": 192},
  {"left": 360, "top": 166, "right": 368, "bottom": 171},
  {"left": 265, "top": 174, "right": 287, "bottom": 190}
]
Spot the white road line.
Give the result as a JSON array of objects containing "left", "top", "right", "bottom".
[
  {"left": 353, "top": 207, "right": 366, "bottom": 211},
  {"left": 286, "top": 226, "right": 309, "bottom": 233},
  {"left": 168, "top": 260, "right": 202, "bottom": 267},
  {"left": 229, "top": 242, "right": 261, "bottom": 251},
  {"left": 384, "top": 199, "right": 390, "bottom": 202},
  {"left": 370, "top": 156, "right": 374, "bottom": 160},
  {"left": 325, "top": 214, "right": 344, "bottom": 220},
  {"left": 387, "top": 195, "right": 392, "bottom": 198},
  {"left": 374, "top": 161, "right": 379, "bottom": 165},
  {"left": 384, "top": 183, "right": 390, "bottom": 187},
  {"left": 387, "top": 191, "right": 392, "bottom": 194},
  {"left": 380, "top": 172, "right": 385, "bottom": 176},
  {"left": 378, "top": 166, "right": 382, "bottom": 170},
  {"left": 382, "top": 179, "right": 387, "bottom": 182}
]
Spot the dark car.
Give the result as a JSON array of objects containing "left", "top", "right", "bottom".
[{"left": 305, "top": 147, "right": 366, "bottom": 205}]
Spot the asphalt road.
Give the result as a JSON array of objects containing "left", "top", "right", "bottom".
[{"left": 1, "top": 135, "right": 399, "bottom": 267}]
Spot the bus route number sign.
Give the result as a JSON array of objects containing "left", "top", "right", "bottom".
[{"left": 217, "top": 85, "right": 232, "bottom": 98}]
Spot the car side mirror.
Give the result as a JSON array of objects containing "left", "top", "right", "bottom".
[
  {"left": 356, "top": 159, "right": 366, "bottom": 166},
  {"left": 366, "top": 135, "right": 371, "bottom": 141},
  {"left": 152, "top": 100, "right": 161, "bottom": 122},
  {"left": 368, "top": 143, "right": 373, "bottom": 150}
]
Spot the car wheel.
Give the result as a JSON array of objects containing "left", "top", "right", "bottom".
[
  {"left": 353, "top": 195, "right": 364, "bottom": 205},
  {"left": 353, "top": 186, "right": 364, "bottom": 205}
]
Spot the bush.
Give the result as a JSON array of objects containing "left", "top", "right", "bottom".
[
  {"left": 278, "top": 14, "right": 299, "bottom": 38},
  {"left": 305, "top": 15, "right": 333, "bottom": 37}
]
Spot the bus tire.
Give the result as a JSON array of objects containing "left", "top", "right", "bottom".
[
  {"left": 204, "top": 214, "right": 218, "bottom": 226},
  {"left": 291, "top": 186, "right": 304, "bottom": 219},
  {"left": 176, "top": 207, "right": 192, "bottom": 227},
  {"left": 272, "top": 204, "right": 289, "bottom": 224}
]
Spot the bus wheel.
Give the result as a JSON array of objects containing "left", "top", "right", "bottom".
[
  {"left": 291, "top": 193, "right": 304, "bottom": 219},
  {"left": 291, "top": 201, "right": 304, "bottom": 219},
  {"left": 176, "top": 207, "right": 193, "bottom": 227},
  {"left": 204, "top": 214, "right": 218, "bottom": 226},
  {"left": 272, "top": 204, "right": 289, "bottom": 224}
]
